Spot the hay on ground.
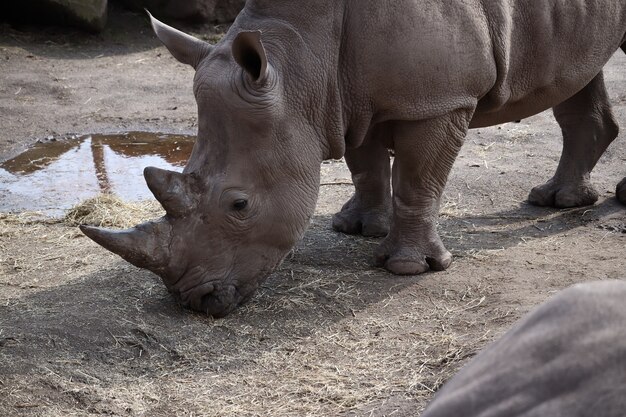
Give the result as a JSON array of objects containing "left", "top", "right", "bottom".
[{"left": 64, "top": 194, "right": 164, "bottom": 229}]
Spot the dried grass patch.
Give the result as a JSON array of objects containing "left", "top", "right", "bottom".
[
  {"left": 0, "top": 192, "right": 511, "bottom": 416},
  {"left": 151, "top": 284, "right": 496, "bottom": 417},
  {"left": 0, "top": 211, "right": 58, "bottom": 228},
  {"left": 0, "top": 213, "right": 60, "bottom": 274},
  {"left": 1, "top": 195, "right": 163, "bottom": 290},
  {"left": 63, "top": 307, "right": 490, "bottom": 417},
  {"left": 64, "top": 194, "right": 163, "bottom": 229}
]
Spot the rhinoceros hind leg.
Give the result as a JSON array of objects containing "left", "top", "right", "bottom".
[
  {"left": 528, "top": 178, "right": 600, "bottom": 208},
  {"left": 529, "top": 71, "right": 619, "bottom": 208},
  {"left": 332, "top": 127, "right": 392, "bottom": 237},
  {"left": 617, "top": 178, "right": 626, "bottom": 205}
]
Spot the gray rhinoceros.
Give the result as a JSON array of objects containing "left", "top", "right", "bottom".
[
  {"left": 81, "top": 0, "right": 626, "bottom": 317},
  {"left": 421, "top": 280, "right": 626, "bottom": 417}
]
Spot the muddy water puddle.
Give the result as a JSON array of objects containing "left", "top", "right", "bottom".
[{"left": 0, "top": 132, "right": 195, "bottom": 216}]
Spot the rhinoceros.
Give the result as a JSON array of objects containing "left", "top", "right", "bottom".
[
  {"left": 81, "top": 1, "right": 626, "bottom": 317},
  {"left": 421, "top": 280, "right": 626, "bottom": 417}
]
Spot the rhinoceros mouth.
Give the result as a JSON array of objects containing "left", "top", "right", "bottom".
[
  {"left": 171, "top": 281, "right": 245, "bottom": 317},
  {"left": 165, "top": 263, "right": 245, "bottom": 316},
  {"left": 179, "top": 260, "right": 282, "bottom": 316}
]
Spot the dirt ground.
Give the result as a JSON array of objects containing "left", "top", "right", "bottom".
[{"left": 1, "top": 6, "right": 626, "bottom": 417}]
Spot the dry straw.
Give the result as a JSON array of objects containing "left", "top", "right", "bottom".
[{"left": 64, "top": 194, "right": 163, "bottom": 229}]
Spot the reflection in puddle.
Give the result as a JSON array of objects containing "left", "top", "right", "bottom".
[{"left": 0, "top": 132, "right": 195, "bottom": 216}]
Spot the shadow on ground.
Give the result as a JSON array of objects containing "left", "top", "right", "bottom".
[{"left": 2, "top": 199, "right": 621, "bottom": 386}]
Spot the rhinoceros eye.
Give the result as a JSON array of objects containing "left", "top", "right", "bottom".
[{"left": 232, "top": 199, "right": 248, "bottom": 211}]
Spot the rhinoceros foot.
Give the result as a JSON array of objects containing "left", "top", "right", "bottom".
[
  {"left": 528, "top": 178, "right": 599, "bottom": 208},
  {"left": 332, "top": 195, "right": 391, "bottom": 237},
  {"left": 617, "top": 178, "right": 626, "bottom": 205},
  {"left": 374, "top": 229, "right": 452, "bottom": 275}
]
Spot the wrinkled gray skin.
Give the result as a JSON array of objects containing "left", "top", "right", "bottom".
[
  {"left": 81, "top": 0, "right": 626, "bottom": 316},
  {"left": 421, "top": 280, "right": 626, "bottom": 417}
]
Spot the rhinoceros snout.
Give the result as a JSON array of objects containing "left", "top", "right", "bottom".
[{"left": 176, "top": 282, "right": 244, "bottom": 318}]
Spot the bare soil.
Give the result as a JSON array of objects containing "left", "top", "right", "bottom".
[{"left": 1, "top": 7, "right": 625, "bottom": 417}]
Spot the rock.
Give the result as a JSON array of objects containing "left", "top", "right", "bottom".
[
  {"left": 119, "top": 0, "right": 245, "bottom": 23},
  {"left": 49, "top": 0, "right": 107, "bottom": 31},
  {"left": 0, "top": 0, "right": 108, "bottom": 32},
  {"left": 212, "top": 0, "right": 247, "bottom": 23}
]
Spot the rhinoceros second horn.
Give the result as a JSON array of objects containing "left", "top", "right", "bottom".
[{"left": 143, "top": 166, "right": 195, "bottom": 218}]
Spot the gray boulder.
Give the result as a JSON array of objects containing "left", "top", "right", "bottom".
[
  {"left": 0, "top": 0, "right": 107, "bottom": 32},
  {"left": 119, "top": 0, "right": 246, "bottom": 23}
]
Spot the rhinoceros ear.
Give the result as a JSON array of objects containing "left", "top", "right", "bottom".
[
  {"left": 147, "top": 10, "right": 212, "bottom": 69},
  {"left": 232, "top": 30, "right": 270, "bottom": 83}
]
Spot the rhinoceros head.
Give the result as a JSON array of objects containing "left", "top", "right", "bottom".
[{"left": 81, "top": 13, "right": 336, "bottom": 317}]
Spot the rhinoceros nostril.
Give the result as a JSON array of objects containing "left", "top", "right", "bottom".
[{"left": 197, "top": 285, "right": 240, "bottom": 318}]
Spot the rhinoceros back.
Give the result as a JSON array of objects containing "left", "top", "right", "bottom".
[
  {"left": 421, "top": 280, "right": 626, "bottom": 417},
  {"left": 472, "top": 0, "right": 626, "bottom": 126}
]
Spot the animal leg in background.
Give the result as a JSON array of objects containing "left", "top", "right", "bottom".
[
  {"left": 617, "top": 44, "right": 626, "bottom": 204},
  {"left": 529, "top": 70, "right": 619, "bottom": 207},
  {"left": 332, "top": 125, "right": 392, "bottom": 237}
]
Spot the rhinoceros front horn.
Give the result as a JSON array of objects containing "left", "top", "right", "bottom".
[
  {"left": 80, "top": 220, "right": 172, "bottom": 271},
  {"left": 144, "top": 167, "right": 195, "bottom": 218}
]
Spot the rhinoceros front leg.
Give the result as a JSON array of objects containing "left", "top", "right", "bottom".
[
  {"left": 529, "top": 71, "right": 619, "bottom": 208},
  {"left": 375, "top": 111, "right": 472, "bottom": 275},
  {"left": 332, "top": 127, "right": 392, "bottom": 237}
]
